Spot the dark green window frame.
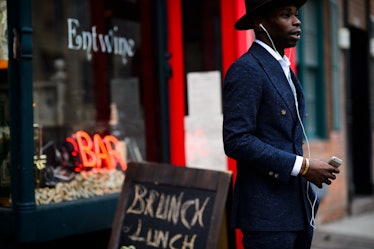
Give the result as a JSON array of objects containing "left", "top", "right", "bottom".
[{"left": 297, "top": 0, "right": 327, "bottom": 138}]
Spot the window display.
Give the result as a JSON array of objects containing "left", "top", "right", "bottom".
[{"left": 31, "top": 0, "right": 148, "bottom": 205}]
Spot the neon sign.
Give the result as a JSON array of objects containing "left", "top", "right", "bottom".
[{"left": 66, "top": 130, "right": 127, "bottom": 172}]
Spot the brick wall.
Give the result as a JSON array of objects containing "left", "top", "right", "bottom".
[{"left": 306, "top": 130, "right": 349, "bottom": 224}]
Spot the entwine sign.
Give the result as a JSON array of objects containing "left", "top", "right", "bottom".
[{"left": 108, "top": 161, "right": 232, "bottom": 249}]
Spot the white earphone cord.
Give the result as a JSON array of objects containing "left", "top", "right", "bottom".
[
  {"left": 297, "top": 106, "right": 317, "bottom": 229},
  {"left": 261, "top": 23, "right": 318, "bottom": 229}
]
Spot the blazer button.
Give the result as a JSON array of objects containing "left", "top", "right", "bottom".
[
  {"left": 281, "top": 109, "right": 287, "bottom": 116},
  {"left": 269, "top": 171, "right": 274, "bottom": 176},
  {"left": 274, "top": 173, "right": 279, "bottom": 179}
]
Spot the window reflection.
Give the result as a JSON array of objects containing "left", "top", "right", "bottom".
[{"left": 32, "top": 0, "right": 149, "bottom": 203}]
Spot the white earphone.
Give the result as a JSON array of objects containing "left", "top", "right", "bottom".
[
  {"left": 259, "top": 23, "right": 266, "bottom": 31},
  {"left": 259, "top": 23, "right": 278, "bottom": 54}
]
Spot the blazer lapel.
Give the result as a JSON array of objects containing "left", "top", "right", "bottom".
[
  {"left": 250, "top": 44, "right": 299, "bottom": 121},
  {"left": 291, "top": 70, "right": 306, "bottom": 155},
  {"left": 290, "top": 70, "right": 305, "bottom": 119}
]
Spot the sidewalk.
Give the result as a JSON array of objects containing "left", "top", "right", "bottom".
[{"left": 311, "top": 211, "right": 374, "bottom": 249}]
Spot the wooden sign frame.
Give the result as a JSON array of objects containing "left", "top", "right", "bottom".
[{"left": 108, "top": 161, "right": 232, "bottom": 249}]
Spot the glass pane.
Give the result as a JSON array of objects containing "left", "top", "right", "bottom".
[
  {"left": 303, "top": 1, "right": 317, "bottom": 66},
  {"left": 32, "top": 0, "right": 155, "bottom": 204},
  {"left": 330, "top": 1, "right": 341, "bottom": 130},
  {"left": 304, "top": 68, "right": 317, "bottom": 136}
]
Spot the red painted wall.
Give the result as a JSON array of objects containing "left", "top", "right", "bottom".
[{"left": 166, "top": 0, "right": 186, "bottom": 166}]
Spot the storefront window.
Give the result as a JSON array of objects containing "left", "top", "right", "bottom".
[{"left": 32, "top": 0, "right": 155, "bottom": 205}]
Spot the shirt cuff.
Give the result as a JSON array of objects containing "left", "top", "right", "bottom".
[{"left": 291, "top": 156, "right": 303, "bottom": 176}]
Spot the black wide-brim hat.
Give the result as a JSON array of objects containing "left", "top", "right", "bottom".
[{"left": 235, "top": 0, "right": 308, "bottom": 30}]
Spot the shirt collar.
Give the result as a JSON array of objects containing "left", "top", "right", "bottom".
[{"left": 255, "top": 39, "right": 291, "bottom": 68}]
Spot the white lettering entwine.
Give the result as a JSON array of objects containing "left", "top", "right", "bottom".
[{"left": 67, "top": 18, "right": 136, "bottom": 65}]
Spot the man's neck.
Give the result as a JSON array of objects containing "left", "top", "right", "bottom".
[
  {"left": 256, "top": 36, "right": 284, "bottom": 57},
  {"left": 255, "top": 39, "right": 285, "bottom": 59}
]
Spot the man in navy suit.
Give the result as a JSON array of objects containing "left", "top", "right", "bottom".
[{"left": 223, "top": 0, "right": 340, "bottom": 248}]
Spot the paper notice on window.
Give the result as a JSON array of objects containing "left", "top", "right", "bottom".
[
  {"left": 185, "top": 71, "right": 226, "bottom": 171},
  {"left": 186, "top": 71, "right": 222, "bottom": 116}
]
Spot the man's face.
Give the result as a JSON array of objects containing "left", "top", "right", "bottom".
[{"left": 262, "top": 5, "right": 302, "bottom": 50}]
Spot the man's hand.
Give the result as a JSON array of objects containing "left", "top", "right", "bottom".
[{"left": 300, "top": 158, "right": 340, "bottom": 188}]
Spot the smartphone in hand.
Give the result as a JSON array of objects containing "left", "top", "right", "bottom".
[{"left": 328, "top": 156, "right": 342, "bottom": 168}]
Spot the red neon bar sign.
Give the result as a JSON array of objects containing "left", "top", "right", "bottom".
[{"left": 66, "top": 130, "right": 127, "bottom": 172}]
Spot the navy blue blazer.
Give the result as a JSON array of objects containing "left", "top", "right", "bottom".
[{"left": 223, "top": 43, "right": 318, "bottom": 231}]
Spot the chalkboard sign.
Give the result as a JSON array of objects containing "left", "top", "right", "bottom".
[{"left": 108, "top": 161, "right": 232, "bottom": 249}]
